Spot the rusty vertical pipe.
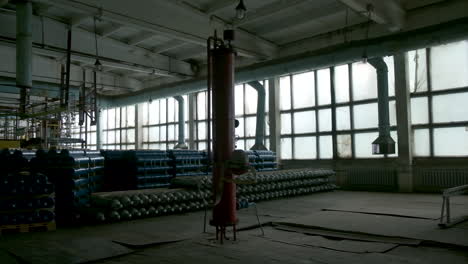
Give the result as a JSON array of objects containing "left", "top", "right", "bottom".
[{"left": 211, "top": 46, "right": 237, "bottom": 228}]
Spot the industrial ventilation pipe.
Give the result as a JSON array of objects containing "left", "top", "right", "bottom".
[
  {"left": 368, "top": 58, "right": 396, "bottom": 154},
  {"left": 174, "top": 96, "right": 187, "bottom": 149},
  {"left": 16, "top": 0, "right": 33, "bottom": 114},
  {"left": 247, "top": 81, "right": 267, "bottom": 150}
]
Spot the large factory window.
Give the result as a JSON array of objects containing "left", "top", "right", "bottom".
[
  {"left": 141, "top": 95, "right": 188, "bottom": 150},
  {"left": 69, "top": 114, "right": 97, "bottom": 150},
  {"left": 194, "top": 81, "right": 269, "bottom": 151},
  {"left": 409, "top": 40, "right": 468, "bottom": 157},
  {"left": 101, "top": 106, "right": 136, "bottom": 150},
  {"left": 279, "top": 57, "right": 397, "bottom": 160}
]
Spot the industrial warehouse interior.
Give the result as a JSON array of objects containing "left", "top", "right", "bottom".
[{"left": 1, "top": 0, "right": 468, "bottom": 263}]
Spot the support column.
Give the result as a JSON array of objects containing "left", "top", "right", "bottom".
[
  {"left": 96, "top": 107, "right": 102, "bottom": 150},
  {"left": 135, "top": 104, "right": 141, "bottom": 149},
  {"left": 188, "top": 93, "right": 196, "bottom": 150},
  {"left": 16, "top": 0, "right": 33, "bottom": 114},
  {"left": 395, "top": 52, "right": 413, "bottom": 192},
  {"left": 268, "top": 78, "right": 281, "bottom": 163},
  {"left": 174, "top": 96, "right": 187, "bottom": 149},
  {"left": 248, "top": 81, "right": 267, "bottom": 150}
]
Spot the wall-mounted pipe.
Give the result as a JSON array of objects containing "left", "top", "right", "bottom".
[
  {"left": 101, "top": 17, "right": 468, "bottom": 108},
  {"left": 368, "top": 57, "right": 395, "bottom": 154},
  {"left": 16, "top": 0, "right": 33, "bottom": 114},
  {"left": 247, "top": 81, "right": 267, "bottom": 150},
  {"left": 173, "top": 95, "right": 187, "bottom": 149}
]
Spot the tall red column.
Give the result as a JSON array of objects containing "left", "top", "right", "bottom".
[{"left": 211, "top": 46, "right": 237, "bottom": 227}]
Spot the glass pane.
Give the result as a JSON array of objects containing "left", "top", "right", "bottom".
[
  {"left": 108, "top": 130, "right": 115, "bottom": 144},
  {"left": 197, "top": 122, "right": 206, "bottom": 140},
  {"left": 108, "top": 108, "right": 115, "bottom": 129},
  {"left": 354, "top": 103, "right": 378, "bottom": 129},
  {"left": 246, "top": 139, "right": 255, "bottom": 150},
  {"left": 280, "top": 76, "right": 291, "bottom": 110},
  {"left": 431, "top": 41, "right": 468, "bottom": 90},
  {"left": 433, "top": 93, "right": 468, "bottom": 123},
  {"left": 115, "top": 108, "right": 121, "bottom": 129},
  {"left": 198, "top": 142, "right": 206, "bottom": 151},
  {"left": 127, "top": 105, "right": 135, "bottom": 127},
  {"left": 389, "top": 100, "right": 397, "bottom": 126},
  {"left": 142, "top": 127, "right": 148, "bottom": 142},
  {"left": 245, "top": 116, "right": 256, "bottom": 137},
  {"left": 337, "top": 134, "right": 352, "bottom": 158},
  {"left": 245, "top": 84, "right": 258, "bottom": 114},
  {"left": 149, "top": 127, "right": 159, "bottom": 142},
  {"left": 317, "top": 69, "right": 331, "bottom": 105},
  {"left": 355, "top": 132, "right": 379, "bottom": 158},
  {"left": 234, "top": 117, "right": 244, "bottom": 138},
  {"left": 281, "top": 137, "right": 292, "bottom": 159},
  {"left": 413, "top": 129, "right": 430, "bottom": 157},
  {"left": 149, "top": 100, "right": 160, "bottom": 125},
  {"left": 336, "top": 106, "right": 350, "bottom": 130},
  {"left": 294, "top": 137, "right": 316, "bottom": 159},
  {"left": 281, "top": 113, "right": 292, "bottom": 135},
  {"left": 352, "top": 61, "right": 377, "bottom": 100},
  {"left": 160, "top": 99, "right": 167, "bottom": 123},
  {"left": 319, "top": 136, "right": 333, "bottom": 159},
  {"left": 318, "top": 109, "right": 332, "bottom": 132},
  {"left": 101, "top": 131, "right": 107, "bottom": 144},
  {"left": 384, "top": 56, "right": 395, "bottom": 97},
  {"left": 335, "top": 64, "right": 350, "bottom": 103},
  {"left": 411, "top": 97, "right": 429, "bottom": 124},
  {"left": 121, "top": 130, "right": 127, "bottom": 143},
  {"left": 90, "top": 132, "right": 96, "bottom": 145},
  {"left": 236, "top": 139, "right": 245, "bottom": 150},
  {"left": 434, "top": 127, "right": 468, "bottom": 156},
  {"left": 183, "top": 95, "right": 189, "bottom": 122},
  {"left": 407, "top": 49, "right": 428, "bottom": 93},
  {"left": 101, "top": 109, "right": 108, "bottom": 130},
  {"left": 197, "top": 92, "right": 207, "bottom": 120},
  {"left": 235, "top": 85, "right": 244, "bottom": 116},
  {"left": 168, "top": 124, "right": 175, "bottom": 140},
  {"left": 121, "top": 107, "right": 127, "bottom": 128},
  {"left": 115, "top": 130, "right": 121, "bottom": 144},
  {"left": 160, "top": 126, "right": 167, "bottom": 141},
  {"left": 292, "top": 71, "right": 315, "bottom": 108},
  {"left": 127, "top": 129, "right": 135, "bottom": 143},
  {"left": 293, "top": 111, "right": 315, "bottom": 134},
  {"left": 168, "top": 98, "right": 175, "bottom": 122}
]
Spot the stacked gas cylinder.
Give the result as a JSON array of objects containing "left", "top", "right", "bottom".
[
  {"left": 88, "top": 189, "right": 209, "bottom": 222},
  {"left": 0, "top": 150, "right": 55, "bottom": 227},
  {"left": 35, "top": 149, "right": 104, "bottom": 225},
  {"left": 245, "top": 150, "right": 277, "bottom": 172},
  {"left": 103, "top": 150, "right": 172, "bottom": 190},
  {"left": 169, "top": 150, "right": 208, "bottom": 177}
]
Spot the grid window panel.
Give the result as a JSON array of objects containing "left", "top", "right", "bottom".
[
  {"left": 354, "top": 103, "right": 378, "bottom": 129},
  {"left": 235, "top": 85, "right": 244, "bottom": 116},
  {"left": 413, "top": 129, "right": 430, "bottom": 157},
  {"left": 336, "top": 106, "right": 351, "bottom": 131},
  {"left": 281, "top": 137, "right": 293, "bottom": 159},
  {"left": 245, "top": 84, "right": 258, "bottom": 114},
  {"left": 407, "top": 49, "right": 428, "bottom": 93},
  {"left": 318, "top": 109, "right": 332, "bottom": 132},
  {"left": 355, "top": 132, "right": 379, "bottom": 158},
  {"left": 319, "top": 136, "right": 333, "bottom": 159},
  {"left": 411, "top": 97, "right": 429, "bottom": 124},
  {"left": 337, "top": 134, "right": 352, "bottom": 158},
  {"left": 352, "top": 61, "right": 378, "bottom": 101},
  {"left": 281, "top": 113, "right": 292, "bottom": 135}
]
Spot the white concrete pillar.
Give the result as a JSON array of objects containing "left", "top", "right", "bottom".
[{"left": 268, "top": 77, "right": 281, "bottom": 163}]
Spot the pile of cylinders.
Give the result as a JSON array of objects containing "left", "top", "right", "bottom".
[{"left": 89, "top": 189, "right": 209, "bottom": 223}]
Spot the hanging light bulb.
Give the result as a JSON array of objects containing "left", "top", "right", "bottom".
[{"left": 235, "top": 0, "right": 247, "bottom": 20}]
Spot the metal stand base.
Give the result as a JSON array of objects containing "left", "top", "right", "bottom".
[{"left": 213, "top": 223, "right": 237, "bottom": 244}]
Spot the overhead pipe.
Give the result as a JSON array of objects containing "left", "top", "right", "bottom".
[
  {"left": 247, "top": 81, "right": 267, "bottom": 150},
  {"left": 368, "top": 57, "right": 395, "bottom": 154},
  {"left": 173, "top": 95, "right": 187, "bottom": 149},
  {"left": 102, "top": 17, "right": 468, "bottom": 108},
  {"left": 65, "top": 28, "right": 72, "bottom": 108},
  {"left": 16, "top": 0, "right": 33, "bottom": 114}
]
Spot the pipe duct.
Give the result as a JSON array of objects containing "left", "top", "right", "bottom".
[
  {"left": 173, "top": 95, "right": 187, "bottom": 149},
  {"left": 368, "top": 57, "right": 395, "bottom": 155},
  {"left": 247, "top": 81, "right": 267, "bottom": 150},
  {"left": 16, "top": 0, "right": 33, "bottom": 114}
]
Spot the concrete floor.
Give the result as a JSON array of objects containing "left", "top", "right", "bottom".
[{"left": 1, "top": 191, "right": 468, "bottom": 264}]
